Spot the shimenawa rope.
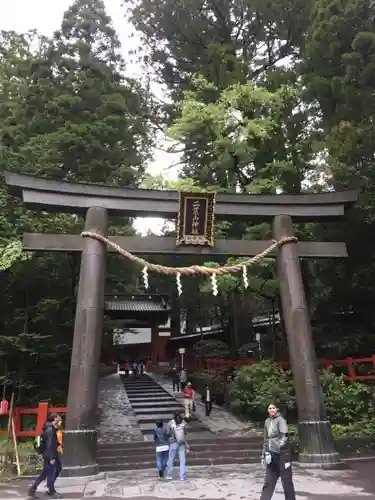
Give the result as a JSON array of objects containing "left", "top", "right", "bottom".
[{"left": 81, "top": 231, "right": 297, "bottom": 277}]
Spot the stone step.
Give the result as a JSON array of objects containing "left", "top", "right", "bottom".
[
  {"left": 97, "top": 435, "right": 263, "bottom": 452},
  {"left": 97, "top": 443, "right": 261, "bottom": 459},
  {"left": 135, "top": 413, "right": 177, "bottom": 423},
  {"left": 131, "top": 406, "right": 182, "bottom": 414},
  {"left": 126, "top": 392, "right": 169, "bottom": 397},
  {"left": 127, "top": 396, "right": 174, "bottom": 402},
  {"left": 130, "top": 400, "right": 182, "bottom": 407},
  {"left": 139, "top": 421, "right": 211, "bottom": 435},
  {"left": 98, "top": 454, "right": 258, "bottom": 472}
]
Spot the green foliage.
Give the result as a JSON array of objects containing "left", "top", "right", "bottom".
[
  {"left": 169, "top": 76, "right": 312, "bottom": 193},
  {"left": 320, "top": 370, "right": 372, "bottom": 424},
  {"left": 332, "top": 418, "right": 375, "bottom": 439},
  {"left": 193, "top": 339, "right": 231, "bottom": 359},
  {"left": 229, "top": 362, "right": 375, "bottom": 429},
  {"left": 0, "top": 241, "right": 32, "bottom": 271},
  {"left": 229, "top": 361, "right": 295, "bottom": 419},
  {"left": 0, "top": 0, "right": 152, "bottom": 406}
]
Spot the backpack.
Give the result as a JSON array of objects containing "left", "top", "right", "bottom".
[
  {"left": 173, "top": 423, "right": 186, "bottom": 444},
  {"left": 34, "top": 434, "right": 45, "bottom": 455}
]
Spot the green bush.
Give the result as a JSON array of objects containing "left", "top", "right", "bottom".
[
  {"left": 228, "top": 361, "right": 374, "bottom": 433},
  {"left": 320, "top": 370, "right": 373, "bottom": 425},
  {"left": 332, "top": 418, "right": 375, "bottom": 439},
  {"left": 229, "top": 361, "right": 294, "bottom": 420},
  {"left": 0, "top": 437, "right": 42, "bottom": 476}
]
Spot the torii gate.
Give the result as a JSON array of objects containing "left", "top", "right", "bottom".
[{"left": 4, "top": 171, "right": 357, "bottom": 476}]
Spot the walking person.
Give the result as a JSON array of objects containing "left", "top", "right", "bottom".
[
  {"left": 179, "top": 368, "right": 187, "bottom": 391},
  {"left": 54, "top": 421, "right": 63, "bottom": 482},
  {"left": 154, "top": 419, "right": 169, "bottom": 478},
  {"left": 28, "top": 413, "right": 63, "bottom": 499},
  {"left": 202, "top": 384, "right": 212, "bottom": 417},
  {"left": 170, "top": 364, "right": 180, "bottom": 392},
  {"left": 182, "top": 382, "right": 195, "bottom": 420},
  {"left": 166, "top": 413, "right": 187, "bottom": 481},
  {"left": 259, "top": 403, "right": 296, "bottom": 500}
]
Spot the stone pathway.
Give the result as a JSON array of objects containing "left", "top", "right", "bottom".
[
  {"left": 2, "top": 462, "right": 375, "bottom": 499},
  {"left": 97, "top": 374, "right": 143, "bottom": 444},
  {"left": 150, "top": 373, "right": 259, "bottom": 437}
]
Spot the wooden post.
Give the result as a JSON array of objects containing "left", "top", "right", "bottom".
[
  {"left": 273, "top": 215, "right": 340, "bottom": 468},
  {"left": 63, "top": 207, "right": 108, "bottom": 477}
]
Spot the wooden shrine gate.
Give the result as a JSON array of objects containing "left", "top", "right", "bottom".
[{"left": 4, "top": 171, "right": 357, "bottom": 476}]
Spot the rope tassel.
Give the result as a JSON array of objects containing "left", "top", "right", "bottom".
[
  {"left": 211, "top": 273, "right": 218, "bottom": 296},
  {"left": 176, "top": 272, "right": 182, "bottom": 296},
  {"left": 142, "top": 266, "right": 149, "bottom": 289},
  {"left": 243, "top": 265, "right": 249, "bottom": 289}
]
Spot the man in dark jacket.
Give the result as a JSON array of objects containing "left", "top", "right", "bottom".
[
  {"left": 154, "top": 419, "right": 169, "bottom": 477},
  {"left": 28, "top": 413, "right": 62, "bottom": 499}
]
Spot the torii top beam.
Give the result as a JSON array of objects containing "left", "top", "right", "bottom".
[{"left": 4, "top": 171, "right": 357, "bottom": 221}]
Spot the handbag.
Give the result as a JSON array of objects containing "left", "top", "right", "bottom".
[{"left": 192, "top": 400, "right": 196, "bottom": 412}]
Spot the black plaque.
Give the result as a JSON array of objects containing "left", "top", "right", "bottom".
[{"left": 176, "top": 192, "right": 216, "bottom": 246}]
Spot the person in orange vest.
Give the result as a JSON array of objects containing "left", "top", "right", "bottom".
[{"left": 55, "top": 425, "right": 63, "bottom": 480}]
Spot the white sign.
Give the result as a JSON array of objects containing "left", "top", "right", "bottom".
[{"left": 178, "top": 348, "right": 185, "bottom": 354}]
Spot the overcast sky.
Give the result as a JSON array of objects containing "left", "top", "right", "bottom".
[{"left": 1, "top": 0, "right": 179, "bottom": 234}]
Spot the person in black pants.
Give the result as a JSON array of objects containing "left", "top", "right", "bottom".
[
  {"left": 28, "top": 413, "right": 63, "bottom": 499},
  {"left": 260, "top": 404, "right": 296, "bottom": 500},
  {"left": 202, "top": 384, "right": 212, "bottom": 416},
  {"left": 170, "top": 364, "right": 180, "bottom": 392}
]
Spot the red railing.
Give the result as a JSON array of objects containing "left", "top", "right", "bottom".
[
  {"left": 0, "top": 402, "right": 67, "bottom": 438},
  {"left": 202, "top": 355, "right": 375, "bottom": 381}
]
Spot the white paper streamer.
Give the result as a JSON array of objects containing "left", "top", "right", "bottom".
[
  {"left": 142, "top": 266, "right": 149, "bottom": 289},
  {"left": 242, "top": 265, "right": 249, "bottom": 289},
  {"left": 211, "top": 273, "right": 218, "bottom": 296},
  {"left": 176, "top": 272, "right": 182, "bottom": 296}
]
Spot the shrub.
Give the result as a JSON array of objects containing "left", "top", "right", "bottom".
[
  {"left": 229, "top": 360, "right": 294, "bottom": 420},
  {"left": 228, "top": 361, "right": 374, "bottom": 431},
  {"left": 332, "top": 417, "right": 375, "bottom": 438},
  {"left": 320, "top": 370, "right": 372, "bottom": 424}
]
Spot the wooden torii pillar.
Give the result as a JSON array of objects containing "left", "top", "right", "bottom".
[{"left": 4, "top": 171, "right": 357, "bottom": 473}]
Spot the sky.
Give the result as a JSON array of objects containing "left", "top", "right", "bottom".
[{"left": 1, "top": 0, "right": 179, "bottom": 234}]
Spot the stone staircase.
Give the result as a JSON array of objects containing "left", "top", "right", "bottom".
[
  {"left": 119, "top": 374, "right": 209, "bottom": 437},
  {"left": 96, "top": 374, "right": 264, "bottom": 472},
  {"left": 96, "top": 435, "right": 264, "bottom": 472}
]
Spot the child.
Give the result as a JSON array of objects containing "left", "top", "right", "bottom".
[{"left": 153, "top": 420, "right": 169, "bottom": 478}]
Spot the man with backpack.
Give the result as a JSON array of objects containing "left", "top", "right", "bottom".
[
  {"left": 165, "top": 412, "right": 187, "bottom": 480},
  {"left": 28, "top": 413, "right": 62, "bottom": 499}
]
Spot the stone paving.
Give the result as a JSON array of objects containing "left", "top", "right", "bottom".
[
  {"left": 97, "top": 374, "right": 143, "bottom": 444},
  {"left": 1, "top": 462, "right": 375, "bottom": 500},
  {"left": 150, "top": 373, "right": 259, "bottom": 437}
]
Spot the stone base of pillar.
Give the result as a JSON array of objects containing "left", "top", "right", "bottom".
[
  {"left": 298, "top": 420, "right": 341, "bottom": 469},
  {"left": 60, "top": 430, "right": 98, "bottom": 477}
]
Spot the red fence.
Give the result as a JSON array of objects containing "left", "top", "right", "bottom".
[
  {"left": 0, "top": 402, "right": 67, "bottom": 438},
  {"left": 202, "top": 355, "right": 375, "bottom": 381}
]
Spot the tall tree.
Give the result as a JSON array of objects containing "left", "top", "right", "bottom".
[
  {"left": 127, "top": 0, "right": 312, "bottom": 93},
  {"left": 0, "top": 0, "right": 153, "bottom": 403},
  {"left": 303, "top": 0, "right": 375, "bottom": 354},
  {"left": 3, "top": 0, "right": 152, "bottom": 186}
]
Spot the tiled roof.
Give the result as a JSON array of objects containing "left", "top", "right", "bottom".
[{"left": 105, "top": 299, "right": 170, "bottom": 313}]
